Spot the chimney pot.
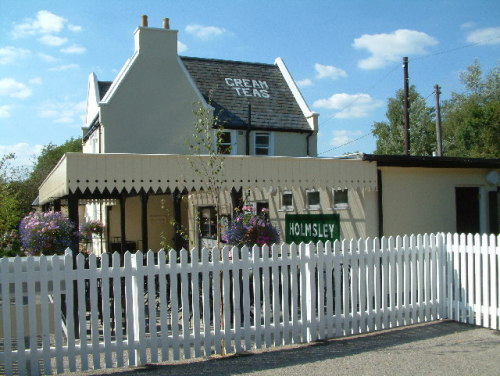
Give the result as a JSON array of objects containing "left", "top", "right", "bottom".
[
  {"left": 141, "top": 15, "right": 148, "bottom": 27},
  {"left": 163, "top": 18, "right": 170, "bottom": 29}
]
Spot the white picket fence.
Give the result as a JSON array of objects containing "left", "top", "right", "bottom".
[{"left": 0, "top": 233, "right": 498, "bottom": 375}]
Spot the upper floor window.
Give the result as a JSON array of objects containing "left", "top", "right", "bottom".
[
  {"left": 254, "top": 132, "right": 273, "bottom": 155},
  {"left": 217, "top": 130, "right": 233, "bottom": 154}
]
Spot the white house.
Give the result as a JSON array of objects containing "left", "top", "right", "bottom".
[{"left": 37, "top": 16, "right": 499, "bottom": 256}]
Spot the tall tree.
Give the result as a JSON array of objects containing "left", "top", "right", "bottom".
[
  {"left": 372, "top": 85, "right": 436, "bottom": 155},
  {"left": 441, "top": 60, "right": 500, "bottom": 158},
  {"left": 0, "top": 154, "right": 22, "bottom": 235},
  {"left": 13, "top": 137, "right": 82, "bottom": 215}
]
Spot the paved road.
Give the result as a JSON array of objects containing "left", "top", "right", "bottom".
[{"left": 72, "top": 321, "right": 500, "bottom": 376}]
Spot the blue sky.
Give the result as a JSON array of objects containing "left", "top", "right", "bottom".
[{"left": 1, "top": 0, "right": 499, "bottom": 167}]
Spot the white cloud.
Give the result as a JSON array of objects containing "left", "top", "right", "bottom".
[
  {"left": 60, "top": 44, "right": 86, "bottom": 54},
  {"left": 313, "top": 93, "right": 383, "bottom": 119},
  {"left": 38, "top": 100, "right": 86, "bottom": 124},
  {"left": 297, "top": 78, "right": 313, "bottom": 87},
  {"left": 0, "top": 105, "right": 12, "bottom": 118},
  {"left": 314, "top": 63, "right": 347, "bottom": 80},
  {"left": 178, "top": 41, "right": 188, "bottom": 53},
  {"left": 0, "top": 46, "right": 31, "bottom": 65},
  {"left": 38, "top": 53, "right": 58, "bottom": 62},
  {"left": 48, "top": 63, "right": 79, "bottom": 71},
  {"left": 12, "top": 10, "right": 68, "bottom": 37},
  {"left": 461, "top": 22, "right": 476, "bottom": 29},
  {"left": 67, "top": 24, "right": 82, "bottom": 32},
  {"left": 0, "top": 143, "right": 44, "bottom": 168},
  {"left": 0, "top": 78, "right": 32, "bottom": 99},
  {"left": 330, "top": 130, "right": 363, "bottom": 147},
  {"left": 353, "top": 29, "right": 438, "bottom": 70},
  {"left": 29, "top": 77, "right": 43, "bottom": 85},
  {"left": 466, "top": 27, "right": 500, "bottom": 45},
  {"left": 38, "top": 34, "right": 68, "bottom": 46},
  {"left": 185, "top": 24, "right": 227, "bottom": 39}
]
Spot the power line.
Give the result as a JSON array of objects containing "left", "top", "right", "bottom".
[
  {"left": 317, "top": 131, "right": 372, "bottom": 156},
  {"left": 408, "top": 35, "right": 500, "bottom": 63},
  {"left": 317, "top": 63, "right": 400, "bottom": 128},
  {"left": 316, "top": 34, "right": 500, "bottom": 156}
]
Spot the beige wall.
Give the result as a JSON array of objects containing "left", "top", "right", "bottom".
[
  {"left": 188, "top": 185, "right": 377, "bottom": 248},
  {"left": 381, "top": 167, "right": 498, "bottom": 236}
]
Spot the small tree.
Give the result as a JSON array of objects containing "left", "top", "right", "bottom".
[{"left": 186, "top": 100, "right": 228, "bottom": 249}]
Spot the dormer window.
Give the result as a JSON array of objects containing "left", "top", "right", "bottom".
[{"left": 255, "top": 132, "right": 273, "bottom": 156}]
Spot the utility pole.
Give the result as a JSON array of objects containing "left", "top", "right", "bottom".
[
  {"left": 403, "top": 57, "right": 410, "bottom": 155},
  {"left": 434, "top": 84, "right": 443, "bottom": 156}
]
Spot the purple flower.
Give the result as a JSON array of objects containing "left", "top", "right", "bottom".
[{"left": 19, "top": 211, "right": 76, "bottom": 256}]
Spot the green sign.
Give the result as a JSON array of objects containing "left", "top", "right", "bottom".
[{"left": 285, "top": 214, "right": 340, "bottom": 244}]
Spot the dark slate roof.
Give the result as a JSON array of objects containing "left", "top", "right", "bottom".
[
  {"left": 98, "top": 81, "right": 112, "bottom": 100},
  {"left": 180, "top": 57, "right": 311, "bottom": 132},
  {"left": 362, "top": 154, "right": 500, "bottom": 168}
]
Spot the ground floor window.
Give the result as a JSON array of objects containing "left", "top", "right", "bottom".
[
  {"left": 306, "top": 190, "right": 320, "bottom": 210},
  {"left": 281, "top": 191, "right": 294, "bottom": 211},
  {"left": 199, "top": 206, "right": 217, "bottom": 239},
  {"left": 333, "top": 189, "right": 349, "bottom": 210}
]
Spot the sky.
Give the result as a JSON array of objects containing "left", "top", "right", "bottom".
[{"left": 1, "top": 0, "right": 499, "bottom": 168}]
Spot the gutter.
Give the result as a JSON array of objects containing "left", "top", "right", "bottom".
[{"left": 246, "top": 103, "right": 251, "bottom": 155}]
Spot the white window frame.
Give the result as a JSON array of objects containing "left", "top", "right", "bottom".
[
  {"left": 281, "top": 191, "right": 294, "bottom": 211},
  {"left": 217, "top": 129, "right": 237, "bottom": 155},
  {"left": 306, "top": 190, "right": 321, "bottom": 210},
  {"left": 332, "top": 189, "right": 349, "bottom": 210},
  {"left": 254, "top": 132, "right": 274, "bottom": 156}
]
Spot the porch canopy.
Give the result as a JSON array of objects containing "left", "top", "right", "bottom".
[{"left": 39, "top": 153, "right": 378, "bottom": 204}]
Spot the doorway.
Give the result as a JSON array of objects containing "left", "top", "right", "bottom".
[{"left": 455, "top": 187, "right": 480, "bottom": 234}]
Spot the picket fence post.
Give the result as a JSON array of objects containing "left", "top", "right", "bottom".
[
  {"left": 437, "top": 233, "right": 446, "bottom": 319},
  {"left": 303, "top": 242, "right": 317, "bottom": 343}
]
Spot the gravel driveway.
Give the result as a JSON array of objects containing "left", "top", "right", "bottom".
[{"left": 70, "top": 320, "right": 500, "bottom": 376}]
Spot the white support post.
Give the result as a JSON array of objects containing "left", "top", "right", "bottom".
[{"left": 128, "top": 253, "right": 141, "bottom": 365}]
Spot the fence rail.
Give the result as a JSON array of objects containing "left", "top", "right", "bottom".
[{"left": 0, "top": 233, "right": 498, "bottom": 375}]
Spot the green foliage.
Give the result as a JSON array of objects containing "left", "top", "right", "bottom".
[
  {"left": 16, "top": 137, "right": 82, "bottom": 215},
  {"left": 186, "top": 103, "right": 228, "bottom": 184},
  {"left": 442, "top": 60, "right": 500, "bottom": 158},
  {"left": 372, "top": 85, "right": 436, "bottom": 155},
  {"left": 0, "top": 230, "right": 22, "bottom": 257},
  {"left": 0, "top": 154, "right": 22, "bottom": 236}
]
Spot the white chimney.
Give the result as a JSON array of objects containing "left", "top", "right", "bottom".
[{"left": 134, "top": 15, "right": 178, "bottom": 56}]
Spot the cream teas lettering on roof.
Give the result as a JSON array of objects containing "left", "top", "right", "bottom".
[{"left": 225, "top": 78, "right": 270, "bottom": 98}]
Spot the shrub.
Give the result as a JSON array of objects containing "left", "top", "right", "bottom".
[
  {"left": 0, "top": 229, "right": 22, "bottom": 257},
  {"left": 19, "top": 211, "right": 76, "bottom": 255},
  {"left": 223, "top": 206, "right": 280, "bottom": 248}
]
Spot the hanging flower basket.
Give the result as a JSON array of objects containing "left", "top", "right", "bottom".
[
  {"left": 223, "top": 206, "right": 280, "bottom": 249},
  {"left": 79, "top": 220, "right": 104, "bottom": 241}
]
